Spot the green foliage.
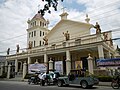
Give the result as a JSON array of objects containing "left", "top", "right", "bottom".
[
  {"left": 97, "top": 76, "right": 112, "bottom": 82},
  {"left": 40, "top": 0, "right": 64, "bottom": 16}
]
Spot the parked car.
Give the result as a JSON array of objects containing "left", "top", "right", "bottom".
[{"left": 57, "top": 69, "right": 99, "bottom": 89}]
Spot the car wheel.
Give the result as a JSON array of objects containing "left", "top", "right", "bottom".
[
  {"left": 81, "top": 81, "right": 88, "bottom": 89},
  {"left": 57, "top": 80, "right": 63, "bottom": 87}
]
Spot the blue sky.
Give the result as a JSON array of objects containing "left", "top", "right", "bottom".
[
  {"left": 0, "top": 0, "right": 120, "bottom": 55},
  {"left": 61, "top": 0, "right": 86, "bottom": 12}
]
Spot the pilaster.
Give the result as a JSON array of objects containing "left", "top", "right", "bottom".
[
  {"left": 98, "top": 45, "right": 104, "bottom": 59},
  {"left": 66, "top": 50, "right": 71, "bottom": 75},
  {"left": 87, "top": 54, "right": 94, "bottom": 75}
]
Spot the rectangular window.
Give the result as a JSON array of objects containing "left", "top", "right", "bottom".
[
  {"left": 40, "top": 31, "right": 41, "bottom": 36},
  {"left": 29, "top": 32, "right": 31, "bottom": 38},
  {"left": 32, "top": 32, "right": 33, "bottom": 37},
  {"left": 35, "top": 21, "right": 36, "bottom": 26},
  {"left": 40, "top": 21, "right": 41, "bottom": 26},
  {"left": 40, "top": 41, "right": 41, "bottom": 46},
  {"left": 34, "top": 31, "right": 36, "bottom": 36},
  {"left": 43, "top": 32, "right": 44, "bottom": 36},
  {"left": 43, "top": 41, "right": 44, "bottom": 45},
  {"left": 34, "top": 41, "right": 35, "bottom": 47}
]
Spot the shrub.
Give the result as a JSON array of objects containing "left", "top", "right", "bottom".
[{"left": 97, "top": 76, "right": 112, "bottom": 82}]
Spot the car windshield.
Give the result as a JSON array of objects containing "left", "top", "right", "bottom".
[{"left": 70, "top": 69, "right": 86, "bottom": 77}]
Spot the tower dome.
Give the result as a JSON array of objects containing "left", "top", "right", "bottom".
[{"left": 27, "top": 11, "right": 49, "bottom": 29}]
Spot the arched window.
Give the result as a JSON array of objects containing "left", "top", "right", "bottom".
[
  {"left": 32, "top": 32, "right": 33, "bottom": 37},
  {"left": 39, "top": 41, "right": 41, "bottom": 46},
  {"left": 43, "top": 32, "right": 44, "bottom": 36},
  {"left": 34, "top": 31, "right": 36, "bottom": 36},
  {"left": 34, "top": 40, "right": 35, "bottom": 47},
  {"left": 44, "top": 23, "right": 46, "bottom": 26},
  {"left": 40, "top": 31, "right": 42, "bottom": 36},
  {"left": 40, "top": 21, "right": 41, "bottom": 26},
  {"left": 29, "top": 32, "right": 31, "bottom": 38},
  {"left": 31, "top": 23, "right": 32, "bottom": 27},
  {"left": 33, "top": 22, "right": 34, "bottom": 27},
  {"left": 35, "top": 21, "right": 36, "bottom": 26}
]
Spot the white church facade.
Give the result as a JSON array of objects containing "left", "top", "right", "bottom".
[{"left": 3, "top": 11, "right": 118, "bottom": 78}]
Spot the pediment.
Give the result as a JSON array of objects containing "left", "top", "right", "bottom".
[{"left": 47, "top": 19, "right": 92, "bottom": 44}]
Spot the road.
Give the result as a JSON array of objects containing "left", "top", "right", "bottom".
[{"left": 0, "top": 81, "right": 114, "bottom": 90}]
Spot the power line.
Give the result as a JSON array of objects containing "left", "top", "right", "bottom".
[
  {"left": 0, "top": 2, "right": 119, "bottom": 42},
  {"left": 70, "top": 0, "right": 120, "bottom": 19},
  {"left": 91, "top": 12, "right": 120, "bottom": 22},
  {"left": 0, "top": 28, "right": 120, "bottom": 54},
  {"left": 0, "top": 34, "right": 26, "bottom": 42}
]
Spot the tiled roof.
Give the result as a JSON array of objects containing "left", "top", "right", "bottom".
[{"left": 32, "top": 11, "right": 45, "bottom": 21}]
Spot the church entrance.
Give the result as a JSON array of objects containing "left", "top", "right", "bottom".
[{"left": 81, "top": 57, "right": 88, "bottom": 70}]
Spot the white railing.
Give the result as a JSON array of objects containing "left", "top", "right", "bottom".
[{"left": 7, "top": 32, "right": 113, "bottom": 59}]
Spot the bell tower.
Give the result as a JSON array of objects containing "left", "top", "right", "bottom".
[{"left": 27, "top": 11, "right": 50, "bottom": 48}]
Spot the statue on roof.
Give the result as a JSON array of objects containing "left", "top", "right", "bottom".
[
  {"left": 28, "top": 42, "right": 32, "bottom": 49},
  {"left": 109, "top": 38, "right": 113, "bottom": 46},
  {"left": 93, "top": 22, "right": 101, "bottom": 34},
  {"left": 63, "top": 31, "right": 70, "bottom": 41},
  {"left": 43, "top": 36, "right": 48, "bottom": 45},
  {"left": 103, "top": 32, "right": 108, "bottom": 41},
  {"left": 7, "top": 48, "right": 10, "bottom": 55},
  {"left": 16, "top": 44, "right": 20, "bottom": 53}
]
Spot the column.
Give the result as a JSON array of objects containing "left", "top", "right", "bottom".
[
  {"left": 87, "top": 54, "right": 94, "bottom": 75},
  {"left": 98, "top": 45, "right": 104, "bottom": 59},
  {"left": 44, "top": 53, "right": 48, "bottom": 72},
  {"left": 0, "top": 65, "right": 3, "bottom": 76},
  {"left": 5, "top": 61, "right": 8, "bottom": 73},
  {"left": 66, "top": 50, "right": 71, "bottom": 75},
  {"left": 44, "top": 54, "right": 48, "bottom": 63},
  {"left": 23, "top": 62, "right": 27, "bottom": 79},
  {"left": 49, "top": 58, "right": 53, "bottom": 71},
  {"left": 15, "top": 59, "right": 18, "bottom": 73},
  {"left": 7, "top": 64, "right": 11, "bottom": 79},
  {"left": 27, "top": 57, "right": 31, "bottom": 64}
]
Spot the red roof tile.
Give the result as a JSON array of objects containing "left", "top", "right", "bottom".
[{"left": 32, "top": 12, "right": 45, "bottom": 21}]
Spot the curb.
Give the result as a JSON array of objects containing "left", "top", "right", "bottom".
[{"left": 0, "top": 79, "right": 111, "bottom": 87}]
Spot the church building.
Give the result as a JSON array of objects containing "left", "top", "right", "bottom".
[{"left": 4, "top": 11, "right": 117, "bottom": 78}]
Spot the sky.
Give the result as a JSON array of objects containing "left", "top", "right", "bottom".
[{"left": 0, "top": 0, "right": 120, "bottom": 55}]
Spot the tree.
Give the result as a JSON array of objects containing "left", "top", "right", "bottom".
[{"left": 39, "top": 0, "right": 64, "bottom": 16}]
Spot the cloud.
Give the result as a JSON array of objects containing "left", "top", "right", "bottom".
[
  {"left": 0, "top": 0, "right": 120, "bottom": 55},
  {"left": 0, "top": 0, "right": 41, "bottom": 55}
]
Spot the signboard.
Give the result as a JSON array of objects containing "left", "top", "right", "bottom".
[
  {"left": 28, "top": 63, "right": 47, "bottom": 74},
  {"left": 55, "top": 61, "right": 63, "bottom": 74},
  {"left": 97, "top": 58, "right": 120, "bottom": 67}
]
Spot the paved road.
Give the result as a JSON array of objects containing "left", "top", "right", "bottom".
[{"left": 0, "top": 81, "right": 114, "bottom": 90}]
